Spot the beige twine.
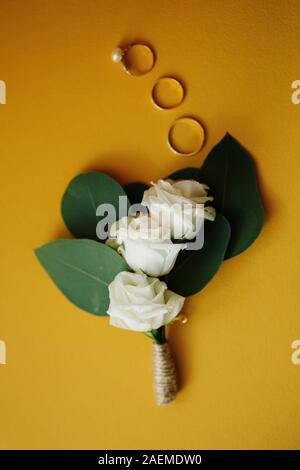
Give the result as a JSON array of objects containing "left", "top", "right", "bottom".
[{"left": 152, "top": 342, "right": 178, "bottom": 405}]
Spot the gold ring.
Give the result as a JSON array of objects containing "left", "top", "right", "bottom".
[
  {"left": 168, "top": 117, "right": 205, "bottom": 157},
  {"left": 151, "top": 76, "right": 185, "bottom": 109},
  {"left": 112, "top": 43, "right": 155, "bottom": 77}
]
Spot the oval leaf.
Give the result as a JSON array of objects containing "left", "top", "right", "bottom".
[
  {"left": 61, "top": 172, "right": 128, "bottom": 240},
  {"left": 167, "top": 167, "right": 199, "bottom": 181},
  {"left": 35, "top": 239, "right": 129, "bottom": 315},
  {"left": 164, "top": 214, "right": 231, "bottom": 297},
  {"left": 124, "top": 182, "right": 149, "bottom": 205},
  {"left": 197, "top": 134, "right": 264, "bottom": 259}
]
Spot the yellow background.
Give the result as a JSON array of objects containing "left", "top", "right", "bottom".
[{"left": 1, "top": 0, "right": 300, "bottom": 450}]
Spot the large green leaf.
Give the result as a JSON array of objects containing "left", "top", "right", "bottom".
[
  {"left": 124, "top": 182, "right": 149, "bottom": 205},
  {"left": 61, "top": 172, "right": 128, "bottom": 240},
  {"left": 167, "top": 167, "right": 199, "bottom": 181},
  {"left": 164, "top": 214, "right": 231, "bottom": 297},
  {"left": 35, "top": 239, "right": 129, "bottom": 315},
  {"left": 197, "top": 134, "right": 264, "bottom": 259}
]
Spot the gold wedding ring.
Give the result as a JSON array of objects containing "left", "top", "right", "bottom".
[
  {"left": 168, "top": 117, "right": 205, "bottom": 157},
  {"left": 152, "top": 76, "right": 185, "bottom": 109}
]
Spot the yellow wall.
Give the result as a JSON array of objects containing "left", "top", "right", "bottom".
[{"left": 0, "top": 0, "right": 300, "bottom": 450}]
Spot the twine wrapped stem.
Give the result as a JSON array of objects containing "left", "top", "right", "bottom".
[{"left": 151, "top": 326, "right": 178, "bottom": 405}]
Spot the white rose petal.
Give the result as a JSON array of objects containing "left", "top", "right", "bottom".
[
  {"left": 108, "top": 214, "right": 170, "bottom": 244},
  {"left": 119, "top": 239, "right": 186, "bottom": 277},
  {"left": 106, "top": 214, "right": 186, "bottom": 277},
  {"left": 107, "top": 271, "right": 185, "bottom": 332},
  {"left": 142, "top": 179, "right": 216, "bottom": 240}
]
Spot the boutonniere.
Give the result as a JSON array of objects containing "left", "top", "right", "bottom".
[{"left": 35, "top": 134, "right": 264, "bottom": 405}]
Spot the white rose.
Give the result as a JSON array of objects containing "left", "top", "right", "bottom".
[
  {"left": 107, "top": 271, "right": 185, "bottom": 332},
  {"left": 142, "top": 179, "right": 216, "bottom": 240},
  {"left": 119, "top": 239, "right": 185, "bottom": 277},
  {"left": 108, "top": 214, "right": 168, "bottom": 244},
  {"left": 106, "top": 215, "right": 186, "bottom": 277}
]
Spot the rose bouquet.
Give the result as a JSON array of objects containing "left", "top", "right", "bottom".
[{"left": 35, "top": 134, "right": 264, "bottom": 405}]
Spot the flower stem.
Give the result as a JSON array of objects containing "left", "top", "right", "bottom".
[{"left": 145, "top": 325, "right": 166, "bottom": 345}]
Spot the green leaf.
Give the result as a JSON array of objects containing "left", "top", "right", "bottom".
[
  {"left": 164, "top": 214, "right": 231, "bottom": 296},
  {"left": 61, "top": 172, "right": 128, "bottom": 240},
  {"left": 198, "top": 134, "right": 264, "bottom": 259},
  {"left": 167, "top": 167, "right": 199, "bottom": 180},
  {"left": 35, "top": 239, "right": 129, "bottom": 315},
  {"left": 124, "top": 182, "right": 149, "bottom": 205}
]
